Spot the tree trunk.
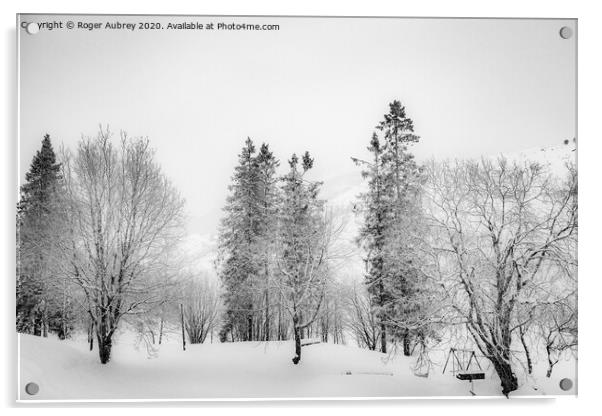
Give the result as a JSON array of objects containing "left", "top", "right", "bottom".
[
  {"left": 490, "top": 351, "right": 518, "bottom": 397},
  {"left": 519, "top": 327, "right": 532, "bottom": 374},
  {"left": 180, "top": 303, "right": 186, "bottom": 351},
  {"left": 41, "top": 304, "right": 48, "bottom": 338},
  {"left": 96, "top": 310, "right": 115, "bottom": 364},
  {"left": 403, "top": 332, "right": 411, "bottom": 356},
  {"left": 256, "top": 315, "right": 261, "bottom": 342},
  {"left": 88, "top": 320, "right": 94, "bottom": 351},
  {"left": 469, "top": 318, "right": 518, "bottom": 396},
  {"left": 378, "top": 279, "right": 387, "bottom": 353},
  {"left": 58, "top": 318, "right": 66, "bottom": 340},
  {"left": 292, "top": 326, "right": 302, "bottom": 365},
  {"left": 59, "top": 280, "right": 69, "bottom": 340},
  {"left": 292, "top": 314, "right": 301, "bottom": 364},
  {"left": 265, "top": 289, "right": 270, "bottom": 341},
  {"left": 545, "top": 342, "right": 557, "bottom": 378},
  {"left": 158, "top": 316, "right": 164, "bottom": 345},
  {"left": 277, "top": 293, "right": 283, "bottom": 341},
  {"left": 33, "top": 316, "right": 41, "bottom": 336},
  {"left": 97, "top": 333, "right": 112, "bottom": 364},
  {"left": 247, "top": 314, "right": 253, "bottom": 341}
]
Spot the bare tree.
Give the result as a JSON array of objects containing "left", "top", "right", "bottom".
[
  {"left": 318, "top": 280, "right": 347, "bottom": 344},
  {"left": 274, "top": 213, "right": 332, "bottom": 364},
  {"left": 346, "top": 283, "right": 380, "bottom": 350},
  {"left": 275, "top": 164, "right": 345, "bottom": 365},
  {"left": 423, "top": 158, "right": 577, "bottom": 395},
  {"left": 182, "top": 274, "right": 221, "bottom": 344},
  {"left": 58, "top": 128, "right": 185, "bottom": 364},
  {"left": 537, "top": 295, "right": 577, "bottom": 377}
]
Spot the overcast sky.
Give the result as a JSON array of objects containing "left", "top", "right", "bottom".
[{"left": 19, "top": 16, "right": 576, "bottom": 236}]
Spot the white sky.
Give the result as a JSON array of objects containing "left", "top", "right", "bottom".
[{"left": 19, "top": 16, "right": 576, "bottom": 235}]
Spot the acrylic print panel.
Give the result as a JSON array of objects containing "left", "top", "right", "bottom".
[{"left": 17, "top": 14, "right": 577, "bottom": 401}]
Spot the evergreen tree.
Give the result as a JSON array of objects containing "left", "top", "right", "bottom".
[
  {"left": 17, "top": 134, "right": 73, "bottom": 337},
  {"left": 353, "top": 101, "right": 426, "bottom": 355},
  {"left": 352, "top": 133, "right": 394, "bottom": 353},
  {"left": 377, "top": 100, "right": 425, "bottom": 355},
  {"left": 255, "top": 144, "right": 280, "bottom": 341},
  {"left": 376, "top": 101, "right": 420, "bottom": 206},
  {"left": 218, "top": 138, "right": 280, "bottom": 342}
]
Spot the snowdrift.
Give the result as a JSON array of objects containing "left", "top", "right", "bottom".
[{"left": 18, "top": 334, "right": 575, "bottom": 400}]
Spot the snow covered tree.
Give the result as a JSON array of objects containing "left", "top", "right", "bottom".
[
  {"left": 352, "top": 100, "right": 426, "bottom": 355},
  {"left": 376, "top": 100, "right": 426, "bottom": 355},
  {"left": 275, "top": 152, "right": 333, "bottom": 364},
  {"left": 424, "top": 158, "right": 577, "bottom": 396},
  {"left": 217, "top": 138, "right": 279, "bottom": 342},
  {"left": 352, "top": 133, "right": 392, "bottom": 353},
  {"left": 127, "top": 267, "right": 186, "bottom": 351},
  {"left": 537, "top": 295, "right": 577, "bottom": 377},
  {"left": 255, "top": 144, "right": 280, "bottom": 341},
  {"left": 58, "top": 128, "right": 185, "bottom": 363},
  {"left": 183, "top": 275, "right": 220, "bottom": 344},
  {"left": 318, "top": 280, "right": 347, "bottom": 344},
  {"left": 346, "top": 283, "right": 380, "bottom": 350},
  {"left": 218, "top": 138, "right": 259, "bottom": 341},
  {"left": 17, "top": 134, "right": 76, "bottom": 338}
]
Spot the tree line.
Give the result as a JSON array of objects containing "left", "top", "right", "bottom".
[
  {"left": 215, "top": 101, "right": 577, "bottom": 394},
  {"left": 17, "top": 101, "right": 577, "bottom": 396}
]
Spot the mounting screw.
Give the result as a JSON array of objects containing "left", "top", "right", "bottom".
[
  {"left": 559, "top": 26, "right": 573, "bottom": 40},
  {"left": 559, "top": 378, "right": 573, "bottom": 391},
  {"left": 25, "top": 382, "right": 39, "bottom": 395},
  {"left": 25, "top": 22, "right": 39, "bottom": 35}
]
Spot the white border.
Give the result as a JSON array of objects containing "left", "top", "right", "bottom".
[{"left": 4, "top": 0, "right": 601, "bottom": 414}]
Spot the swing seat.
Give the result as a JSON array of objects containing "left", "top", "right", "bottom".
[{"left": 456, "top": 372, "right": 485, "bottom": 381}]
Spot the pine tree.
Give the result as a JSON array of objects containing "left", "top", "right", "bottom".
[
  {"left": 17, "top": 134, "right": 72, "bottom": 337},
  {"left": 353, "top": 101, "right": 426, "bottom": 355},
  {"left": 218, "top": 138, "right": 258, "bottom": 341},
  {"left": 218, "top": 138, "right": 280, "bottom": 342},
  {"left": 376, "top": 101, "right": 420, "bottom": 206},
  {"left": 353, "top": 133, "right": 395, "bottom": 353},
  {"left": 255, "top": 144, "right": 280, "bottom": 341},
  {"left": 377, "top": 100, "right": 424, "bottom": 355}
]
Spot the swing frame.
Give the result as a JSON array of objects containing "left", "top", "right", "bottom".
[{"left": 442, "top": 347, "right": 483, "bottom": 375}]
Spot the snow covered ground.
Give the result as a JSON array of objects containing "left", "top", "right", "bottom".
[{"left": 18, "top": 334, "right": 576, "bottom": 401}]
